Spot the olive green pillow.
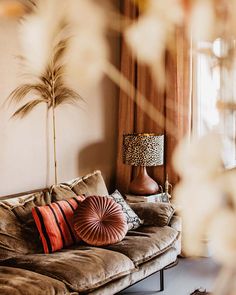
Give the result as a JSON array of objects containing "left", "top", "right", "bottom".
[
  {"left": 71, "top": 170, "right": 108, "bottom": 196},
  {"left": 130, "top": 202, "right": 175, "bottom": 227},
  {"left": 51, "top": 170, "right": 108, "bottom": 202}
]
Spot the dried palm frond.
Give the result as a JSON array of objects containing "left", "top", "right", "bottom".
[
  {"left": 54, "top": 87, "right": 82, "bottom": 107},
  {"left": 8, "top": 35, "right": 82, "bottom": 183},
  {"left": 8, "top": 0, "right": 82, "bottom": 184},
  {"left": 8, "top": 83, "right": 51, "bottom": 105},
  {"left": 9, "top": 22, "right": 82, "bottom": 111},
  {"left": 18, "top": 0, "right": 69, "bottom": 76},
  {"left": 12, "top": 98, "right": 46, "bottom": 118}
]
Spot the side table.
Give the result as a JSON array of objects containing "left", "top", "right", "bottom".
[{"left": 125, "top": 192, "right": 171, "bottom": 204}]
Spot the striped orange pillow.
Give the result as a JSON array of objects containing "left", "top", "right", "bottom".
[{"left": 32, "top": 196, "right": 85, "bottom": 253}]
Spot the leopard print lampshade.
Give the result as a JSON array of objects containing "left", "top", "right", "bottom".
[{"left": 123, "top": 133, "right": 164, "bottom": 167}]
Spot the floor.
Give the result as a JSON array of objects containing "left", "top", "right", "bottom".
[{"left": 119, "top": 258, "right": 219, "bottom": 295}]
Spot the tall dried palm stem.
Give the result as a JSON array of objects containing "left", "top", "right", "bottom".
[{"left": 51, "top": 79, "right": 57, "bottom": 184}]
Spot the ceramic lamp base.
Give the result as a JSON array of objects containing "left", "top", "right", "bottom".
[{"left": 129, "top": 166, "right": 159, "bottom": 196}]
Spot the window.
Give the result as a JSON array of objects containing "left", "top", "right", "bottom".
[{"left": 193, "top": 40, "right": 236, "bottom": 168}]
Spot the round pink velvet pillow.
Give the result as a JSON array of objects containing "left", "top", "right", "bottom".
[{"left": 73, "top": 196, "right": 128, "bottom": 246}]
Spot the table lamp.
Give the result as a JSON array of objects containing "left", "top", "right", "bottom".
[{"left": 123, "top": 133, "right": 164, "bottom": 195}]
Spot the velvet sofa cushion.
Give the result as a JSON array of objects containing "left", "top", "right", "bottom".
[
  {"left": 130, "top": 202, "right": 175, "bottom": 227},
  {"left": 0, "top": 190, "right": 49, "bottom": 207},
  {"left": 71, "top": 170, "right": 108, "bottom": 196},
  {"left": 50, "top": 183, "right": 78, "bottom": 202},
  {"left": 0, "top": 266, "right": 69, "bottom": 295},
  {"left": 0, "top": 191, "right": 51, "bottom": 260},
  {"left": 1, "top": 247, "right": 135, "bottom": 293},
  {"left": 88, "top": 248, "right": 179, "bottom": 295},
  {"left": 51, "top": 170, "right": 109, "bottom": 201},
  {"left": 103, "top": 225, "right": 179, "bottom": 266}
]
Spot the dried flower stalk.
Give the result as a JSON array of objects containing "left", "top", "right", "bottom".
[{"left": 8, "top": 2, "right": 82, "bottom": 184}]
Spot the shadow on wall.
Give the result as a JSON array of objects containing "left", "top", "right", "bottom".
[
  {"left": 77, "top": 32, "right": 120, "bottom": 192},
  {"left": 75, "top": 79, "right": 119, "bottom": 192},
  {"left": 78, "top": 142, "right": 107, "bottom": 177},
  {"left": 76, "top": 77, "right": 119, "bottom": 191}
]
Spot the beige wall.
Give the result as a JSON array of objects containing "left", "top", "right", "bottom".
[{"left": 0, "top": 20, "right": 119, "bottom": 196}]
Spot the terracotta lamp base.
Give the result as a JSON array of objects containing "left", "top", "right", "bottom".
[{"left": 129, "top": 166, "right": 159, "bottom": 196}]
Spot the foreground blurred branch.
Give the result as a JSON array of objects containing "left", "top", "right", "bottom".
[
  {"left": 217, "top": 100, "right": 236, "bottom": 112},
  {"left": 104, "top": 61, "right": 178, "bottom": 138},
  {"left": 213, "top": 267, "right": 236, "bottom": 295},
  {"left": 0, "top": 0, "right": 34, "bottom": 18}
]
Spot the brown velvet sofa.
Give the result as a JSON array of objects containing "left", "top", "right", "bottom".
[{"left": 0, "top": 171, "right": 181, "bottom": 295}]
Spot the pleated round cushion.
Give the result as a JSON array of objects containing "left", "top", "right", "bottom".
[{"left": 73, "top": 196, "right": 128, "bottom": 246}]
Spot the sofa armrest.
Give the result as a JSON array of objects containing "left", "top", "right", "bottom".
[
  {"left": 129, "top": 202, "right": 175, "bottom": 227},
  {"left": 169, "top": 214, "right": 182, "bottom": 255},
  {"left": 169, "top": 214, "right": 182, "bottom": 232}
]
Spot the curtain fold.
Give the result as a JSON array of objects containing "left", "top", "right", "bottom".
[
  {"left": 165, "top": 28, "right": 192, "bottom": 186},
  {"left": 115, "top": 0, "right": 137, "bottom": 194},
  {"left": 116, "top": 2, "right": 192, "bottom": 194}
]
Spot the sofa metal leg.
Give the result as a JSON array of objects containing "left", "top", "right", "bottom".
[
  {"left": 159, "top": 269, "right": 164, "bottom": 292},
  {"left": 158, "top": 259, "right": 178, "bottom": 292}
]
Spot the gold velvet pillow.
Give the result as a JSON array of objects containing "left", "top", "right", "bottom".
[
  {"left": 51, "top": 170, "right": 108, "bottom": 201},
  {"left": 50, "top": 183, "right": 78, "bottom": 202},
  {"left": 71, "top": 170, "right": 108, "bottom": 196},
  {"left": 130, "top": 202, "right": 175, "bottom": 227},
  {"left": 74, "top": 196, "right": 128, "bottom": 246}
]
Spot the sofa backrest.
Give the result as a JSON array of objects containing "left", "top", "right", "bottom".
[
  {"left": 0, "top": 171, "right": 109, "bottom": 260},
  {"left": 51, "top": 170, "right": 109, "bottom": 201}
]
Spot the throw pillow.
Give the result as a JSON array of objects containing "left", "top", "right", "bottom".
[
  {"left": 109, "top": 190, "right": 142, "bottom": 230},
  {"left": 130, "top": 202, "right": 175, "bottom": 227},
  {"left": 32, "top": 195, "right": 85, "bottom": 253},
  {"left": 50, "top": 170, "right": 109, "bottom": 201},
  {"left": 70, "top": 170, "right": 109, "bottom": 196},
  {"left": 50, "top": 183, "right": 78, "bottom": 202},
  {"left": 0, "top": 190, "right": 51, "bottom": 260},
  {"left": 74, "top": 196, "right": 128, "bottom": 246}
]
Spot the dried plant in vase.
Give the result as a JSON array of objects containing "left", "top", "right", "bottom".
[{"left": 8, "top": 0, "right": 82, "bottom": 184}]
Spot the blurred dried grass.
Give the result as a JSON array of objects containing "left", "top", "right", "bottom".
[{"left": 2, "top": 1, "right": 236, "bottom": 293}]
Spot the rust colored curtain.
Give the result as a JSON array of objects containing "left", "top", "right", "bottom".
[{"left": 116, "top": 1, "right": 192, "bottom": 194}]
